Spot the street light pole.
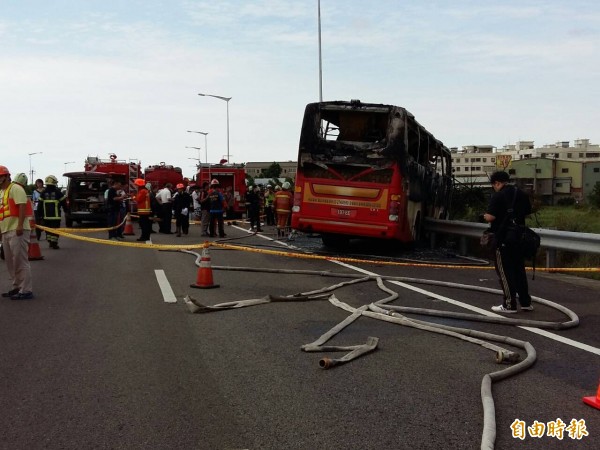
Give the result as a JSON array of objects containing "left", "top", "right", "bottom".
[
  {"left": 197, "top": 94, "right": 230, "bottom": 162},
  {"left": 185, "top": 146, "right": 202, "bottom": 163},
  {"left": 28, "top": 152, "right": 43, "bottom": 183},
  {"left": 187, "top": 130, "right": 209, "bottom": 166},
  {"left": 63, "top": 161, "right": 75, "bottom": 186},
  {"left": 318, "top": 0, "right": 323, "bottom": 102}
]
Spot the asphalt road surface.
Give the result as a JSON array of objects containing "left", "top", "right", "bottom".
[{"left": 1, "top": 221, "right": 598, "bottom": 449}]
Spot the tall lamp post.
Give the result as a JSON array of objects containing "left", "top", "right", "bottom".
[
  {"left": 28, "top": 152, "right": 43, "bottom": 183},
  {"left": 318, "top": 0, "right": 323, "bottom": 101},
  {"left": 186, "top": 130, "right": 209, "bottom": 164},
  {"left": 197, "top": 93, "right": 231, "bottom": 162},
  {"left": 185, "top": 147, "right": 202, "bottom": 164}
]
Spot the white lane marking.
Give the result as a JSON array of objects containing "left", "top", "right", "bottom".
[
  {"left": 331, "top": 260, "right": 600, "bottom": 356},
  {"left": 154, "top": 269, "right": 177, "bottom": 303},
  {"left": 231, "top": 224, "right": 302, "bottom": 250}
]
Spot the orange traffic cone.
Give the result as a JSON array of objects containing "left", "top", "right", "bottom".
[
  {"left": 583, "top": 379, "right": 600, "bottom": 410},
  {"left": 123, "top": 213, "right": 135, "bottom": 235},
  {"left": 190, "top": 246, "right": 220, "bottom": 289},
  {"left": 28, "top": 219, "right": 44, "bottom": 261}
]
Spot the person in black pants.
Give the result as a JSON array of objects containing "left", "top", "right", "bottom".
[{"left": 483, "top": 171, "right": 533, "bottom": 313}]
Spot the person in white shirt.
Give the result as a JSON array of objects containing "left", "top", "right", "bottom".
[{"left": 156, "top": 183, "right": 173, "bottom": 233}]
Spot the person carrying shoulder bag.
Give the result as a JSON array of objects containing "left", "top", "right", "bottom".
[{"left": 483, "top": 171, "right": 533, "bottom": 314}]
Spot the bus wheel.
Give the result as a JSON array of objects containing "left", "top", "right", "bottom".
[{"left": 321, "top": 234, "right": 349, "bottom": 249}]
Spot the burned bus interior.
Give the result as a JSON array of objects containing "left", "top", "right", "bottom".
[{"left": 298, "top": 101, "right": 452, "bottom": 185}]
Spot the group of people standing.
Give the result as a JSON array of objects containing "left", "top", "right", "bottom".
[
  {"left": 245, "top": 182, "right": 293, "bottom": 238},
  {"left": 190, "top": 179, "right": 227, "bottom": 238},
  {"left": 132, "top": 181, "right": 194, "bottom": 240}
]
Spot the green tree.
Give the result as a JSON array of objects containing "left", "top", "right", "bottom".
[
  {"left": 588, "top": 181, "right": 600, "bottom": 208},
  {"left": 260, "top": 162, "right": 282, "bottom": 179},
  {"left": 449, "top": 182, "right": 487, "bottom": 221}
]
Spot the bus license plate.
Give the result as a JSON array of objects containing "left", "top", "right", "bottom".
[{"left": 332, "top": 208, "right": 356, "bottom": 218}]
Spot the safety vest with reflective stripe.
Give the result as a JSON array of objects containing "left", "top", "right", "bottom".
[
  {"left": 39, "top": 187, "right": 65, "bottom": 221},
  {"left": 136, "top": 188, "right": 151, "bottom": 215},
  {"left": 0, "top": 182, "right": 33, "bottom": 221},
  {"left": 274, "top": 191, "right": 292, "bottom": 214}
]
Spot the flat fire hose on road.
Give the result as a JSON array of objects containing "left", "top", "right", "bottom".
[{"left": 179, "top": 250, "right": 580, "bottom": 450}]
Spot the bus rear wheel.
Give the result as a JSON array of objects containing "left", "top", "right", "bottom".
[{"left": 321, "top": 234, "right": 350, "bottom": 250}]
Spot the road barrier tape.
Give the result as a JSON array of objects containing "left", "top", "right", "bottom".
[
  {"left": 34, "top": 222, "right": 600, "bottom": 272},
  {"left": 52, "top": 215, "right": 129, "bottom": 233},
  {"left": 209, "top": 242, "right": 600, "bottom": 273},
  {"left": 35, "top": 223, "right": 209, "bottom": 250}
]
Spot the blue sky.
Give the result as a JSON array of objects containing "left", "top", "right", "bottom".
[{"left": 1, "top": 0, "right": 599, "bottom": 183}]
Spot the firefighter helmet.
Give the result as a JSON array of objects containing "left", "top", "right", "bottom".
[
  {"left": 14, "top": 173, "right": 28, "bottom": 186},
  {"left": 0, "top": 165, "right": 10, "bottom": 176},
  {"left": 45, "top": 175, "right": 58, "bottom": 186},
  {"left": 210, "top": 179, "right": 219, "bottom": 185},
  {"left": 134, "top": 178, "right": 145, "bottom": 186}
]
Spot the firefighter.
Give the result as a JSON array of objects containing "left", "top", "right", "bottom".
[
  {"left": 208, "top": 179, "right": 226, "bottom": 238},
  {"left": 274, "top": 181, "right": 293, "bottom": 238},
  {"left": 37, "top": 175, "right": 66, "bottom": 249},
  {"left": 134, "top": 178, "right": 152, "bottom": 242},
  {"left": 264, "top": 185, "right": 275, "bottom": 226},
  {"left": 0, "top": 167, "right": 34, "bottom": 300}
]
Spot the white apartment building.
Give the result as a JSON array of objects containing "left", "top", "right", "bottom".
[{"left": 451, "top": 139, "right": 600, "bottom": 187}]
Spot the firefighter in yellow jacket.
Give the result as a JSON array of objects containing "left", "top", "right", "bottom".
[
  {"left": 0, "top": 167, "right": 34, "bottom": 300},
  {"left": 274, "top": 181, "right": 293, "bottom": 238}
]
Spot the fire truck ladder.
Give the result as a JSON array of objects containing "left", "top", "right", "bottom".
[{"left": 129, "top": 160, "right": 140, "bottom": 192}]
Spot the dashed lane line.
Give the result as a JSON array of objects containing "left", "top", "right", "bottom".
[{"left": 155, "top": 269, "right": 177, "bottom": 303}]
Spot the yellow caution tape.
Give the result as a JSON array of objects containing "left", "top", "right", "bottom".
[{"left": 34, "top": 223, "right": 599, "bottom": 272}]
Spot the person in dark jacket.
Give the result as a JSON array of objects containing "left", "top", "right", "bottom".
[
  {"left": 37, "top": 175, "right": 66, "bottom": 249},
  {"left": 172, "top": 183, "right": 192, "bottom": 236},
  {"left": 245, "top": 185, "right": 263, "bottom": 232},
  {"left": 208, "top": 179, "right": 226, "bottom": 238},
  {"left": 483, "top": 171, "right": 533, "bottom": 313}
]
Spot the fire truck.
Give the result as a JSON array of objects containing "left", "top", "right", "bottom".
[
  {"left": 196, "top": 163, "right": 247, "bottom": 218},
  {"left": 144, "top": 162, "right": 184, "bottom": 189},
  {"left": 84, "top": 153, "right": 141, "bottom": 193}
]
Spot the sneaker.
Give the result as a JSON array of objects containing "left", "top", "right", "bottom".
[
  {"left": 116, "top": 236, "right": 125, "bottom": 240},
  {"left": 11, "top": 292, "right": 34, "bottom": 300},
  {"left": 2, "top": 288, "right": 19, "bottom": 298},
  {"left": 521, "top": 305, "right": 534, "bottom": 311},
  {"left": 491, "top": 305, "right": 518, "bottom": 314}
]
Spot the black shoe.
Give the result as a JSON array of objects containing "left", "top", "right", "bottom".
[
  {"left": 256, "top": 229, "right": 263, "bottom": 232},
  {"left": 2, "top": 288, "right": 19, "bottom": 298},
  {"left": 136, "top": 238, "right": 147, "bottom": 241},
  {"left": 11, "top": 292, "right": 34, "bottom": 300}
]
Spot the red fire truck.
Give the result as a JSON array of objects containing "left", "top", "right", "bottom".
[
  {"left": 84, "top": 154, "right": 141, "bottom": 193},
  {"left": 144, "top": 162, "right": 184, "bottom": 189},
  {"left": 196, "top": 163, "right": 247, "bottom": 218}
]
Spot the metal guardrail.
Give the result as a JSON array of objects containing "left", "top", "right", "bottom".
[{"left": 424, "top": 218, "right": 600, "bottom": 267}]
